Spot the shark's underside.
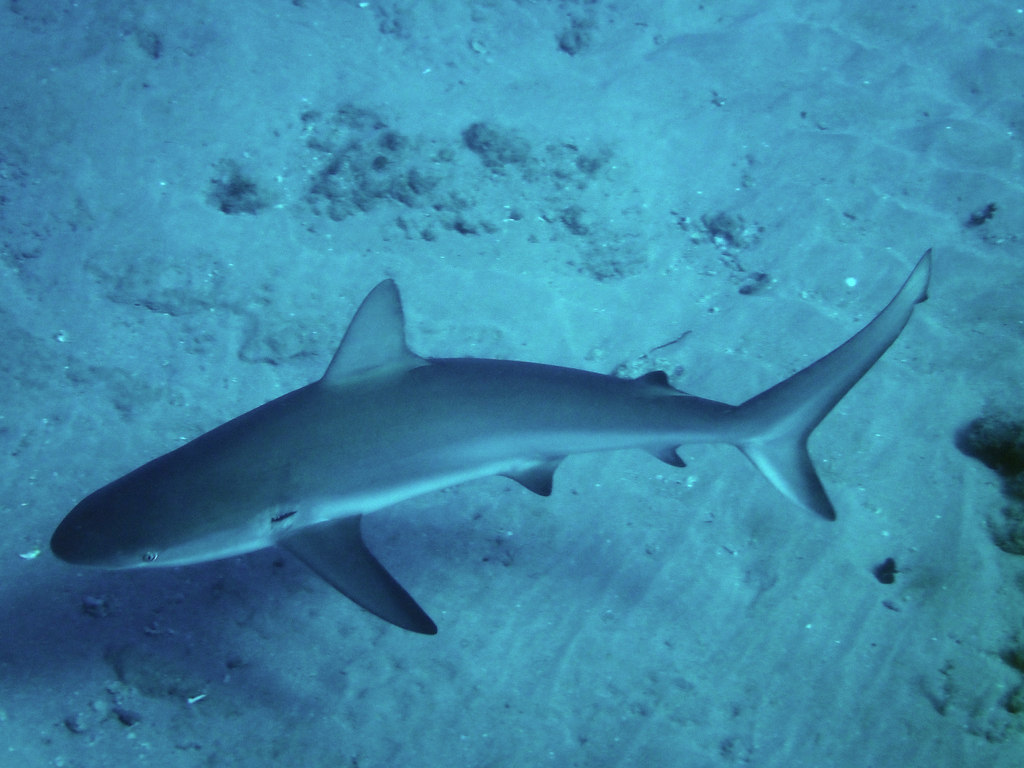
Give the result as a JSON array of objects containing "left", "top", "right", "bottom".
[{"left": 51, "top": 251, "right": 932, "bottom": 634}]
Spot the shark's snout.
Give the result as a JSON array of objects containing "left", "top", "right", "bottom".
[
  {"left": 50, "top": 506, "right": 120, "bottom": 566},
  {"left": 50, "top": 484, "right": 159, "bottom": 568}
]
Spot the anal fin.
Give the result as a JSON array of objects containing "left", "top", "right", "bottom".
[
  {"left": 646, "top": 445, "right": 686, "bottom": 467},
  {"left": 280, "top": 515, "right": 437, "bottom": 635},
  {"left": 502, "top": 458, "right": 563, "bottom": 496}
]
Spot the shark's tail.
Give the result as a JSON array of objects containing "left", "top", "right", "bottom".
[{"left": 731, "top": 251, "right": 932, "bottom": 519}]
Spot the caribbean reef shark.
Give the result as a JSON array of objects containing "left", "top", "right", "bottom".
[{"left": 51, "top": 251, "right": 932, "bottom": 634}]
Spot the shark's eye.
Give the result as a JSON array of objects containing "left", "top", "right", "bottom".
[
  {"left": 142, "top": 551, "right": 159, "bottom": 563},
  {"left": 271, "top": 511, "right": 297, "bottom": 524}
]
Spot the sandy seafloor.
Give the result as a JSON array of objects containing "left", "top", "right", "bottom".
[{"left": 2, "top": 0, "right": 1024, "bottom": 766}]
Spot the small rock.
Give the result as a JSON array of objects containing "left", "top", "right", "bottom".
[
  {"left": 872, "top": 558, "right": 898, "bottom": 584},
  {"left": 112, "top": 706, "right": 141, "bottom": 726},
  {"left": 81, "top": 596, "right": 109, "bottom": 617},
  {"left": 63, "top": 713, "right": 86, "bottom": 734}
]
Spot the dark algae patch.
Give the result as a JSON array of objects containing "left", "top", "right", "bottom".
[{"left": 956, "top": 414, "right": 1024, "bottom": 555}]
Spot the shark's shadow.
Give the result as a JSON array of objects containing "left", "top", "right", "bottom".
[{"left": 2, "top": 493, "right": 648, "bottom": 719}]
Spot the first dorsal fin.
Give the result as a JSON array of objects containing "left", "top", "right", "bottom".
[{"left": 322, "top": 279, "right": 427, "bottom": 386}]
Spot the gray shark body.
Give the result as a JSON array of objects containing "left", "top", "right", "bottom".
[{"left": 51, "top": 251, "right": 932, "bottom": 633}]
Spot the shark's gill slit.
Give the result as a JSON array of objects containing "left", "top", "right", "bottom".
[{"left": 271, "top": 511, "right": 298, "bottom": 524}]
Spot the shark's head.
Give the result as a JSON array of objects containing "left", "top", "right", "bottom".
[
  {"left": 50, "top": 454, "right": 276, "bottom": 569},
  {"left": 50, "top": 490, "right": 154, "bottom": 568},
  {"left": 51, "top": 490, "right": 173, "bottom": 569},
  {"left": 51, "top": 278, "right": 424, "bottom": 574}
]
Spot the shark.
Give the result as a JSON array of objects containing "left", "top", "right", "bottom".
[{"left": 51, "top": 250, "right": 932, "bottom": 634}]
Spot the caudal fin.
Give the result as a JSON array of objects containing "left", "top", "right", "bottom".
[{"left": 734, "top": 250, "right": 932, "bottom": 519}]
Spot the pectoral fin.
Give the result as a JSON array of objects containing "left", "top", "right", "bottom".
[{"left": 280, "top": 515, "right": 437, "bottom": 635}]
